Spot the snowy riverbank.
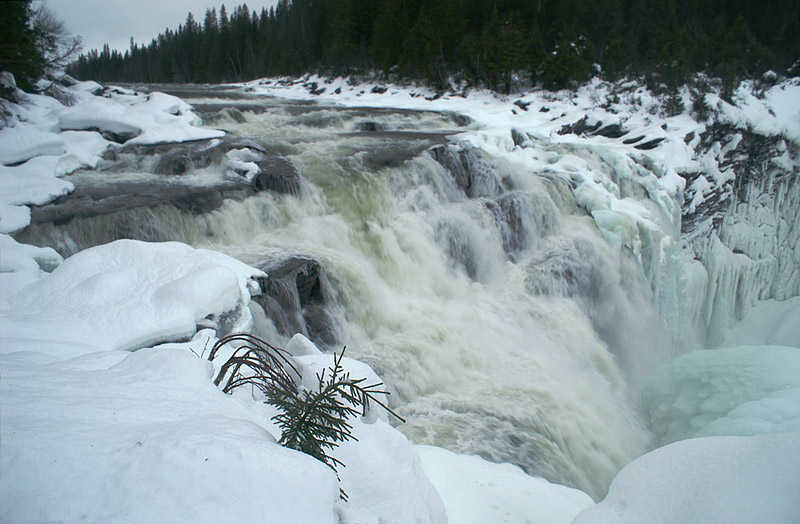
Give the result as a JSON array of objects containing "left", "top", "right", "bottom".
[{"left": 1, "top": 72, "right": 799, "bottom": 523}]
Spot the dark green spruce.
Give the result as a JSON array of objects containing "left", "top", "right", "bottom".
[{"left": 67, "top": 0, "right": 800, "bottom": 92}]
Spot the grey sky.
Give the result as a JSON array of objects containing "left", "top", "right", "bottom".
[{"left": 41, "top": 0, "right": 280, "bottom": 55}]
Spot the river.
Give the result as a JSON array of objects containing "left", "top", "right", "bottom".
[{"left": 12, "top": 84, "right": 754, "bottom": 500}]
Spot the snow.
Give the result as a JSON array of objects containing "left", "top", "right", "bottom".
[
  {"left": 0, "top": 346, "right": 341, "bottom": 524},
  {"left": 571, "top": 433, "right": 800, "bottom": 524},
  {"left": 643, "top": 345, "right": 800, "bottom": 445},
  {"left": 711, "top": 78, "right": 800, "bottom": 143},
  {"left": 721, "top": 296, "right": 800, "bottom": 349},
  {"left": 416, "top": 445, "right": 593, "bottom": 524},
  {"left": 57, "top": 91, "right": 225, "bottom": 145},
  {"left": 0, "top": 203, "right": 31, "bottom": 234},
  {"left": 0, "top": 154, "right": 75, "bottom": 208},
  {"left": 335, "top": 418, "right": 447, "bottom": 524},
  {"left": 0, "top": 124, "right": 65, "bottom": 165},
  {"left": 0, "top": 328, "right": 449, "bottom": 524},
  {"left": 0, "top": 233, "right": 63, "bottom": 309},
  {"left": 0, "top": 239, "right": 263, "bottom": 357}
]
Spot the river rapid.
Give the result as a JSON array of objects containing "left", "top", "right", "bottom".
[{"left": 14, "top": 85, "right": 728, "bottom": 500}]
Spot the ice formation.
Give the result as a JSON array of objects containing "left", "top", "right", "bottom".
[{"left": 643, "top": 345, "right": 800, "bottom": 445}]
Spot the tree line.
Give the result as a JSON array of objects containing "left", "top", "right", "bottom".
[{"left": 60, "top": 0, "right": 800, "bottom": 92}]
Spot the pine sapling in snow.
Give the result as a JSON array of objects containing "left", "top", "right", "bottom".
[{"left": 208, "top": 334, "right": 404, "bottom": 500}]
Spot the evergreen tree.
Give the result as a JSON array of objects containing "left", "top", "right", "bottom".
[{"left": 0, "top": 0, "right": 44, "bottom": 92}]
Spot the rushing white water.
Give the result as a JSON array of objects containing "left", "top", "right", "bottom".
[
  {"left": 17, "top": 94, "right": 698, "bottom": 499},
  {"left": 206, "top": 97, "right": 661, "bottom": 498}
]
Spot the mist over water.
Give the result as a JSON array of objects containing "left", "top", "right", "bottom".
[{"left": 21, "top": 93, "right": 678, "bottom": 499}]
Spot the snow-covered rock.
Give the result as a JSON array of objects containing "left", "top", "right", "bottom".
[
  {"left": 0, "top": 76, "right": 226, "bottom": 234},
  {"left": 0, "top": 124, "right": 65, "bottom": 165},
  {"left": 0, "top": 239, "right": 264, "bottom": 356},
  {"left": 571, "top": 433, "right": 800, "bottom": 524}
]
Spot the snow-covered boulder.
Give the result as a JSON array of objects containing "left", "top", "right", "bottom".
[
  {"left": 643, "top": 345, "right": 800, "bottom": 445},
  {"left": 0, "top": 124, "right": 66, "bottom": 165},
  {"left": 571, "top": 433, "right": 800, "bottom": 524},
  {"left": 0, "top": 239, "right": 264, "bottom": 357},
  {"left": 0, "top": 154, "right": 75, "bottom": 207}
]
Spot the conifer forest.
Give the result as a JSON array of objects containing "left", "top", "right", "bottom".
[{"left": 68, "top": 0, "right": 800, "bottom": 92}]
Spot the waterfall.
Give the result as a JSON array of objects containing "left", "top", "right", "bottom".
[{"left": 15, "top": 89, "right": 795, "bottom": 500}]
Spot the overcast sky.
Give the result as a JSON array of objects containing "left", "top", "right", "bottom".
[{"left": 41, "top": 0, "right": 280, "bottom": 55}]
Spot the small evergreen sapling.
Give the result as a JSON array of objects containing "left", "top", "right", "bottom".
[
  {"left": 208, "top": 335, "right": 404, "bottom": 500},
  {"left": 266, "top": 348, "right": 404, "bottom": 500}
]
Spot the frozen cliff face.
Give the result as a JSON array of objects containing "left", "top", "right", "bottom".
[{"left": 682, "top": 123, "right": 800, "bottom": 346}]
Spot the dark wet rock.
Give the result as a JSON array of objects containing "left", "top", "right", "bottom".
[
  {"left": 80, "top": 128, "right": 139, "bottom": 145},
  {"left": 558, "top": 116, "right": 602, "bottom": 136},
  {"left": 594, "top": 124, "right": 627, "bottom": 139},
  {"left": 23, "top": 182, "right": 254, "bottom": 227},
  {"left": 511, "top": 128, "right": 535, "bottom": 148},
  {"left": 304, "top": 82, "right": 326, "bottom": 96},
  {"left": 356, "top": 121, "right": 387, "bottom": 132},
  {"left": 360, "top": 146, "right": 416, "bottom": 170},
  {"left": 434, "top": 219, "right": 479, "bottom": 280},
  {"left": 681, "top": 123, "right": 798, "bottom": 240},
  {"left": 623, "top": 136, "right": 644, "bottom": 145},
  {"left": 429, "top": 143, "right": 505, "bottom": 198},
  {"left": 219, "top": 107, "right": 248, "bottom": 123},
  {"left": 634, "top": 137, "right": 666, "bottom": 150},
  {"left": 559, "top": 117, "right": 629, "bottom": 140},
  {"left": 486, "top": 193, "right": 529, "bottom": 260},
  {"left": 14, "top": 182, "right": 256, "bottom": 257},
  {"left": 448, "top": 113, "right": 473, "bottom": 127},
  {"left": 253, "top": 257, "right": 337, "bottom": 347},
  {"left": 231, "top": 139, "right": 266, "bottom": 153},
  {"left": 525, "top": 238, "right": 624, "bottom": 347},
  {"left": 514, "top": 100, "right": 530, "bottom": 111},
  {"left": 114, "top": 140, "right": 224, "bottom": 175},
  {"left": 371, "top": 85, "right": 388, "bottom": 94},
  {"left": 153, "top": 144, "right": 221, "bottom": 175},
  {"left": 253, "top": 156, "right": 302, "bottom": 195}
]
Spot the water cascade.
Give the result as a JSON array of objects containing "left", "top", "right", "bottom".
[{"left": 14, "top": 87, "right": 797, "bottom": 500}]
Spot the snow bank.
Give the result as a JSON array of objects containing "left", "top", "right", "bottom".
[
  {"left": 721, "top": 296, "right": 800, "bottom": 349},
  {"left": 0, "top": 329, "right": 448, "bottom": 524},
  {"left": 572, "top": 433, "right": 800, "bottom": 524},
  {"left": 643, "top": 345, "right": 800, "bottom": 445},
  {"left": 0, "top": 346, "right": 341, "bottom": 524},
  {"left": 0, "top": 124, "right": 65, "bottom": 165},
  {"left": 0, "top": 233, "right": 62, "bottom": 310},
  {"left": 416, "top": 445, "right": 593, "bottom": 524},
  {"left": 0, "top": 239, "right": 264, "bottom": 356},
  {"left": 0, "top": 154, "right": 75, "bottom": 208}
]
